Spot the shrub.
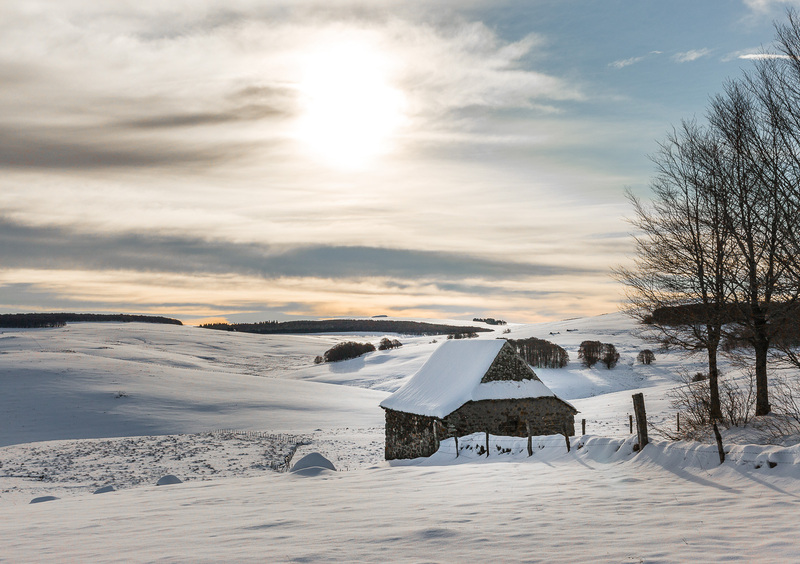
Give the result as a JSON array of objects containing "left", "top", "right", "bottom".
[
  {"left": 637, "top": 349, "right": 656, "bottom": 365},
  {"left": 378, "top": 338, "right": 402, "bottom": 350},
  {"left": 667, "top": 369, "right": 753, "bottom": 440},
  {"left": 578, "top": 340, "right": 603, "bottom": 368},
  {"left": 313, "top": 355, "right": 323, "bottom": 364},
  {"left": 601, "top": 344, "right": 620, "bottom": 369},
  {"left": 322, "top": 341, "right": 376, "bottom": 363}
]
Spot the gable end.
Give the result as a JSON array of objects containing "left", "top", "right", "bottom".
[{"left": 481, "top": 341, "right": 539, "bottom": 383}]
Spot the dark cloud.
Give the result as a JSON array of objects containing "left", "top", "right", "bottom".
[
  {"left": 0, "top": 127, "right": 242, "bottom": 170},
  {"left": 0, "top": 217, "right": 599, "bottom": 281},
  {"left": 122, "top": 103, "right": 291, "bottom": 129}
]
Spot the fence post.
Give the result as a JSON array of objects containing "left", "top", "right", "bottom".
[
  {"left": 581, "top": 418, "right": 586, "bottom": 435},
  {"left": 447, "top": 425, "right": 459, "bottom": 458},
  {"left": 632, "top": 393, "right": 649, "bottom": 450},
  {"left": 526, "top": 421, "right": 533, "bottom": 457},
  {"left": 629, "top": 414, "right": 633, "bottom": 434},
  {"left": 563, "top": 423, "right": 571, "bottom": 453},
  {"left": 485, "top": 431, "right": 490, "bottom": 457},
  {"left": 712, "top": 422, "right": 725, "bottom": 464},
  {"left": 677, "top": 412, "right": 681, "bottom": 433}
]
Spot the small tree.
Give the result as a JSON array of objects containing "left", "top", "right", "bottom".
[
  {"left": 578, "top": 341, "right": 603, "bottom": 368},
  {"left": 601, "top": 344, "right": 620, "bottom": 369},
  {"left": 378, "top": 338, "right": 402, "bottom": 350},
  {"left": 637, "top": 349, "right": 656, "bottom": 365}
]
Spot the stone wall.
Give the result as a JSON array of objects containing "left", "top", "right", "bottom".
[
  {"left": 444, "top": 397, "right": 576, "bottom": 437},
  {"left": 384, "top": 397, "right": 577, "bottom": 459},
  {"left": 481, "top": 342, "right": 538, "bottom": 383},
  {"left": 384, "top": 409, "right": 438, "bottom": 460}
]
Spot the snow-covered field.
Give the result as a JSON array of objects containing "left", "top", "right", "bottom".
[{"left": 2, "top": 314, "right": 799, "bottom": 562}]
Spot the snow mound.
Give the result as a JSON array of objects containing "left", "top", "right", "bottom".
[
  {"left": 30, "top": 496, "right": 59, "bottom": 504},
  {"left": 155, "top": 475, "right": 182, "bottom": 486},
  {"left": 290, "top": 452, "right": 336, "bottom": 476},
  {"left": 93, "top": 485, "right": 116, "bottom": 494}
]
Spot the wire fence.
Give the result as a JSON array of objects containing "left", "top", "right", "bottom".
[{"left": 430, "top": 431, "right": 799, "bottom": 471}]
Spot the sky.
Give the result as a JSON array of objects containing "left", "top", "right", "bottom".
[{"left": 1, "top": 0, "right": 798, "bottom": 324}]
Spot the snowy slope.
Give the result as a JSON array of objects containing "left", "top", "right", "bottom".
[{"left": 2, "top": 313, "right": 800, "bottom": 561}]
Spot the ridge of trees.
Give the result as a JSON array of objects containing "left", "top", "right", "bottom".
[
  {"left": 0, "top": 313, "right": 183, "bottom": 328},
  {"left": 200, "top": 319, "right": 491, "bottom": 336},
  {"left": 615, "top": 9, "right": 800, "bottom": 420}
]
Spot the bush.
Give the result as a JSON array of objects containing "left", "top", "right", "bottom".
[
  {"left": 637, "top": 349, "right": 656, "bottom": 365},
  {"left": 313, "top": 355, "right": 323, "bottom": 364},
  {"left": 378, "top": 338, "right": 402, "bottom": 351},
  {"left": 322, "top": 341, "right": 376, "bottom": 363},
  {"left": 601, "top": 344, "right": 620, "bottom": 369},
  {"left": 578, "top": 340, "right": 603, "bottom": 368},
  {"left": 667, "top": 369, "right": 754, "bottom": 440},
  {"left": 507, "top": 337, "right": 569, "bottom": 368}
]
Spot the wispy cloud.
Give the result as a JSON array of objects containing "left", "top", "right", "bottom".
[
  {"left": 739, "top": 52, "right": 793, "bottom": 59},
  {"left": 743, "top": 0, "right": 800, "bottom": 13},
  {"left": 609, "top": 51, "right": 663, "bottom": 69},
  {"left": 609, "top": 56, "right": 646, "bottom": 69},
  {"left": 672, "top": 48, "right": 712, "bottom": 63}
]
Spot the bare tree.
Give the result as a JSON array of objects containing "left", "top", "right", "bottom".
[
  {"left": 709, "top": 76, "right": 800, "bottom": 416},
  {"left": 615, "top": 121, "right": 733, "bottom": 421}
]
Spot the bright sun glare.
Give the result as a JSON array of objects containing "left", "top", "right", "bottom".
[{"left": 296, "top": 42, "right": 406, "bottom": 169}]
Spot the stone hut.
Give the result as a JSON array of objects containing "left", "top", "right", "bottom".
[{"left": 380, "top": 339, "right": 577, "bottom": 460}]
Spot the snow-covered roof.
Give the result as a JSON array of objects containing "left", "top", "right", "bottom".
[{"left": 379, "top": 340, "right": 562, "bottom": 418}]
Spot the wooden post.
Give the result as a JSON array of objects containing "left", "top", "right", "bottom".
[
  {"left": 526, "top": 421, "right": 533, "bottom": 457},
  {"left": 632, "top": 393, "right": 649, "bottom": 450},
  {"left": 713, "top": 422, "right": 725, "bottom": 464},
  {"left": 629, "top": 414, "right": 633, "bottom": 434},
  {"left": 677, "top": 412, "right": 681, "bottom": 433},
  {"left": 563, "top": 423, "right": 571, "bottom": 453},
  {"left": 581, "top": 418, "right": 586, "bottom": 435},
  {"left": 447, "top": 425, "right": 459, "bottom": 458},
  {"left": 485, "top": 431, "right": 490, "bottom": 457}
]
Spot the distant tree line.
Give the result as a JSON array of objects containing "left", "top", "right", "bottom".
[
  {"left": 200, "top": 319, "right": 490, "bottom": 336},
  {"left": 506, "top": 337, "right": 569, "bottom": 369},
  {"left": 473, "top": 317, "right": 507, "bottom": 326},
  {"left": 447, "top": 332, "right": 479, "bottom": 340},
  {"left": 0, "top": 313, "right": 182, "bottom": 328},
  {"left": 615, "top": 11, "right": 800, "bottom": 420}
]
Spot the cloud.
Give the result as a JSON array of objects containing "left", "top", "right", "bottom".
[
  {"left": 0, "top": 4, "right": 581, "bottom": 173},
  {"left": 739, "top": 52, "right": 793, "bottom": 59},
  {"left": 609, "top": 56, "right": 646, "bottom": 69},
  {"left": 0, "top": 217, "right": 598, "bottom": 282},
  {"left": 671, "top": 48, "right": 712, "bottom": 63},
  {"left": 743, "top": 0, "right": 800, "bottom": 13}
]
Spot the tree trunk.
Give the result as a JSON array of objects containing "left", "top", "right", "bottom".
[
  {"left": 754, "top": 334, "right": 771, "bottom": 416},
  {"left": 707, "top": 340, "right": 723, "bottom": 422}
]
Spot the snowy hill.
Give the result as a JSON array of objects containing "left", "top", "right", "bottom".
[{"left": 2, "top": 313, "right": 800, "bottom": 561}]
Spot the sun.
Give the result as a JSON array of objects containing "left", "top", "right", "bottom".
[{"left": 296, "top": 42, "right": 406, "bottom": 169}]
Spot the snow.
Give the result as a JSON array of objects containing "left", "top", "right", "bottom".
[
  {"left": 379, "top": 339, "right": 560, "bottom": 417},
  {"left": 1, "top": 314, "right": 800, "bottom": 561}
]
